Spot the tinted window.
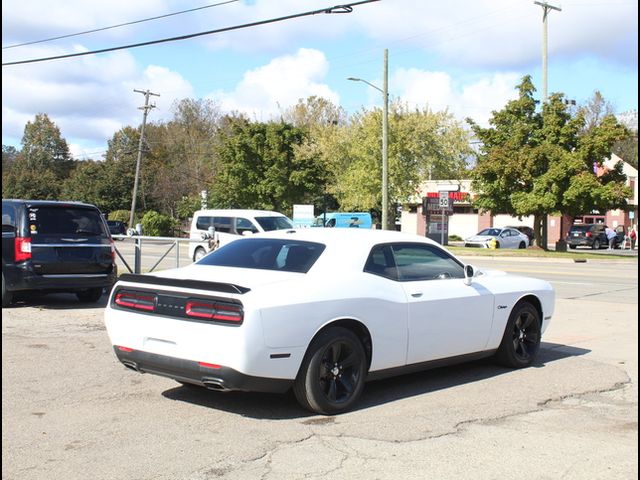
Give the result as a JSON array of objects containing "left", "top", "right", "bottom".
[
  {"left": 28, "top": 207, "right": 107, "bottom": 237},
  {"left": 196, "top": 216, "right": 213, "bottom": 231},
  {"left": 391, "top": 244, "right": 464, "bottom": 281},
  {"left": 364, "top": 245, "right": 398, "bottom": 280},
  {"left": 213, "top": 216, "right": 232, "bottom": 233},
  {"left": 569, "top": 225, "right": 589, "bottom": 233},
  {"left": 197, "top": 238, "right": 325, "bottom": 273},
  {"left": 2, "top": 203, "right": 17, "bottom": 232},
  {"left": 254, "top": 216, "right": 294, "bottom": 231},
  {"left": 478, "top": 228, "right": 501, "bottom": 236},
  {"left": 235, "top": 217, "right": 258, "bottom": 234}
]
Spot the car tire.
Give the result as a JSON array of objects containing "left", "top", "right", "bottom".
[
  {"left": 592, "top": 239, "right": 600, "bottom": 250},
  {"left": 495, "top": 302, "right": 541, "bottom": 368},
  {"left": 193, "top": 247, "right": 206, "bottom": 262},
  {"left": 518, "top": 241, "right": 526, "bottom": 249},
  {"left": 2, "top": 274, "right": 13, "bottom": 308},
  {"left": 293, "top": 327, "right": 367, "bottom": 415},
  {"left": 76, "top": 288, "right": 103, "bottom": 303},
  {"left": 569, "top": 245, "right": 577, "bottom": 250}
]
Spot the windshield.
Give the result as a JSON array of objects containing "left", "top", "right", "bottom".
[
  {"left": 477, "top": 228, "right": 501, "bottom": 236},
  {"left": 255, "top": 216, "right": 294, "bottom": 231},
  {"left": 197, "top": 238, "right": 325, "bottom": 273}
]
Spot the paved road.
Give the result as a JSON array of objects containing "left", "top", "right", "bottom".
[{"left": 2, "top": 257, "right": 637, "bottom": 480}]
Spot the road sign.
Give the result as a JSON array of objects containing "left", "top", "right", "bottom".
[{"left": 439, "top": 191, "right": 449, "bottom": 208}]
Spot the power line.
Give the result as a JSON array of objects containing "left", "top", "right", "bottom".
[
  {"left": 2, "top": 0, "right": 240, "bottom": 50},
  {"left": 2, "top": 1, "right": 379, "bottom": 67}
]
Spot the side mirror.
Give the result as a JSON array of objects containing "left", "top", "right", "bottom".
[
  {"left": 463, "top": 264, "right": 476, "bottom": 286},
  {"left": 201, "top": 226, "right": 216, "bottom": 240},
  {"left": 241, "top": 230, "right": 254, "bottom": 236}
]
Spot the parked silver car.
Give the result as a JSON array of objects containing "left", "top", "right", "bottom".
[{"left": 465, "top": 227, "right": 529, "bottom": 249}]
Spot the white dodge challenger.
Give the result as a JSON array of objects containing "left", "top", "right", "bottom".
[{"left": 105, "top": 228, "right": 555, "bottom": 415}]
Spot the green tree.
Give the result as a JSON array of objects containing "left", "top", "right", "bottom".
[
  {"left": 140, "top": 210, "right": 176, "bottom": 237},
  {"left": 333, "top": 101, "right": 471, "bottom": 225},
  {"left": 210, "top": 118, "right": 323, "bottom": 214},
  {"left": 469, "top": 76, "right": 629, "bottom": 249},
  {"left": 4, "top": 114, "right": 74, "bottom": 200}
]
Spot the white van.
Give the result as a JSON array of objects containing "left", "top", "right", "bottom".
[{"left": 188, "top": 209, "right": 294, "bottom": 261}]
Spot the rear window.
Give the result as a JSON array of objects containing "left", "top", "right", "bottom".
[
  {"left": 28, "top": 206, "right": 107, "bottom": 237},
  {"left": 254, "top": 216, "right": 294, "bottom": 231},
  {"left": 569, "top": 225, "right": 590, "bottom": 233},
  {"left": 197, "top": 238, "right": 325, "bottom": 273}
]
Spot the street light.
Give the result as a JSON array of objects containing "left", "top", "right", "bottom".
[{"left": 348, "top": 49, "right": 389, "bottom": 230}]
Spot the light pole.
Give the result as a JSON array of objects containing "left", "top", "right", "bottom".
[
  {"left": 534, "top": 1, "right": 561, "bottom": 103},
  {"left": 348, "top": 49, "right": 389, "bottom": 230}
]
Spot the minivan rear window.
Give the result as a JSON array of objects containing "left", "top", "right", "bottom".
[{"left": 28, "top": 207, "right": 107, "bottom": 237}]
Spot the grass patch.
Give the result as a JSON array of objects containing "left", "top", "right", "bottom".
[{"left": 446, "top": 246, "right": 637, "bottom": 261}]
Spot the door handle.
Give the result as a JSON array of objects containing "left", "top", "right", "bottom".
[{"left": 410, "top": 292, "right": 423, "bottom": 298}]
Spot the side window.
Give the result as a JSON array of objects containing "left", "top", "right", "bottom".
[
  {"left": 391, "top": 243, "right": 464, "bottom": 281},
  {"left": 213, "top": 216, "right": 232, "bottom": 234},
  {"left": 2, "top": 204, "right": 17, "bottom": 232},
  {"left": 364, "top": 245, "right": 398, "bottom": 280},
  {"left": 235, "top": 217, "right": 259, "bottom": 235},
  {"left": 196, "top": 216, "right": 213, "bottom": 231}
]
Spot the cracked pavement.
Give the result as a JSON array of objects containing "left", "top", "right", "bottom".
[{"left": 2, "top": 259, "right": 637, "bottom": 480}]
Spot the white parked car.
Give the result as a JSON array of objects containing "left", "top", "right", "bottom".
[
  {"left": 188, "top": 209, "right": 294, "bottom": 262},
  {"left": 465, "top": 227, "right": 530, "bottom": 249},
  {"left": 105, "top": 229, "right": 554, "bottom": 414}
]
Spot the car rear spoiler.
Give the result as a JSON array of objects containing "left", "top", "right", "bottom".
[{"left": 117, "top": 273, "right": 250, "bottom": 294}]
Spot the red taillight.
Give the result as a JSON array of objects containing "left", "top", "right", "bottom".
[
  {"left": 110, "top": 239, "right": 116, "bottom": 261},
  {"left": 117, "top": 346, "right": 134, "bottom": 352},
  {"left": 198, "top": 362, "right": 221, "bottom": 369},
  {"left": 14, "top": 237, "right": 32, "bottom": 262},
  {"left": 186, "top": 300, "right": 243, "bottom": 323},
  {"left": 115, "top": 291, "right": 157, "bottom": 311},
  {"left": 586, "top": 231, "right": 592, "bottom": 238}
]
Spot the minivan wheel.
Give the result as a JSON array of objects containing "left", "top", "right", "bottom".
[
  {"left": 2, "top": 274, "right": 13, "bottom": 308},
  {"left": 194, "top": 247, "right": 206, "bottom": 262},
  {"left": 592, "top": 239, "right": 600, "bottom": 250},
  {"left": 76, "top": 288, "right": 103, "bottom": 303}
]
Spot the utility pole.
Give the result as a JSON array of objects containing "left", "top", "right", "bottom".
[
  {"left": 129, "top": 89, "right": 160, "bottom": 230},
  {"left": 534, "top": 1, "right": 561, "bottom": 103},
  {"left": 534, "top": 1, "right": 560, "bottom": 251},
  {"left": 382, "top": 48, "right": 389, "bottom": 230}
]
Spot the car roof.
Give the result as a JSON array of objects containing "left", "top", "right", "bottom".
[
  {"left": 193, "top": 209, "right": 288, "bottom": 218},
  {"left": 250, "top": 228, "right": 447, "bottom": 273},
  {"left": 2, "top": 199, "right": 100, "bottom": 209}
]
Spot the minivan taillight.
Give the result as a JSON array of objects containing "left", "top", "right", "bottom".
[
  {"left": 114, "top": 291, "right": 157, "bottom": 312},
  {"left": 185, "top": 300, "right": 243, "bottom": 324},
  {"left": 14, "top": 237, "right": 32, "bottom": 262}
]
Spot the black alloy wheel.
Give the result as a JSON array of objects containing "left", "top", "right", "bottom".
[
  {"left": 495, "top": 302, "right": 541, "bottom": 368},
  {"left": 294, "top": 327, "right": 366, "bottom": 415},
  {"left": 592, "top": 239, "right": 600, "bottom": 250}
]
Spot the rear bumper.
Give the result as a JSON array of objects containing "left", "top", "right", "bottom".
[
  {"left": 3, "top": 263, "right": 117, "bottom": 293},
  {"left": 113, "top": 347, "right": 292, "bottom": 394}
]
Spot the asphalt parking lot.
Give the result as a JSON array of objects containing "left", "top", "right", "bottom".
[{"left": 2, "top": 257, "right": 637, "bottom": 480}]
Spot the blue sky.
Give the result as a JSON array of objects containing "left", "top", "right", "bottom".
[{"left": 2, "top": 0, "right": 638, "bottom": 159}]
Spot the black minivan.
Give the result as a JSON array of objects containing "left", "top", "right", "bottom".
[{"left": 2, "top": 199, "right": 118, "bottom": 307}]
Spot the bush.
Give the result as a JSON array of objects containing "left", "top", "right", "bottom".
[
  {"left": 140, "top": 210, "right": 176, "bottom": 237},
  {"left": 448, "top": 234, "right": 463, "bottom": 241}
]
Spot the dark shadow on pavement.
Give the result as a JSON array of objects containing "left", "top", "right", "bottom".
[
  {"left": 5, "top": 291, "right": 108, "bottom": 310},
  {"left": 161, "top": 341, "right": 590, "bottom": 420}
]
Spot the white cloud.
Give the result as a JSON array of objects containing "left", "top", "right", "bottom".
[
  {"left": 209, "top": 48, "right": 339, "bottom": 118},
  {"left": 393, "top": 68, "right": 521, "bottom": 126},
  {"left": 2, "top": 45, "right": 194, "bottom": 151}
]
